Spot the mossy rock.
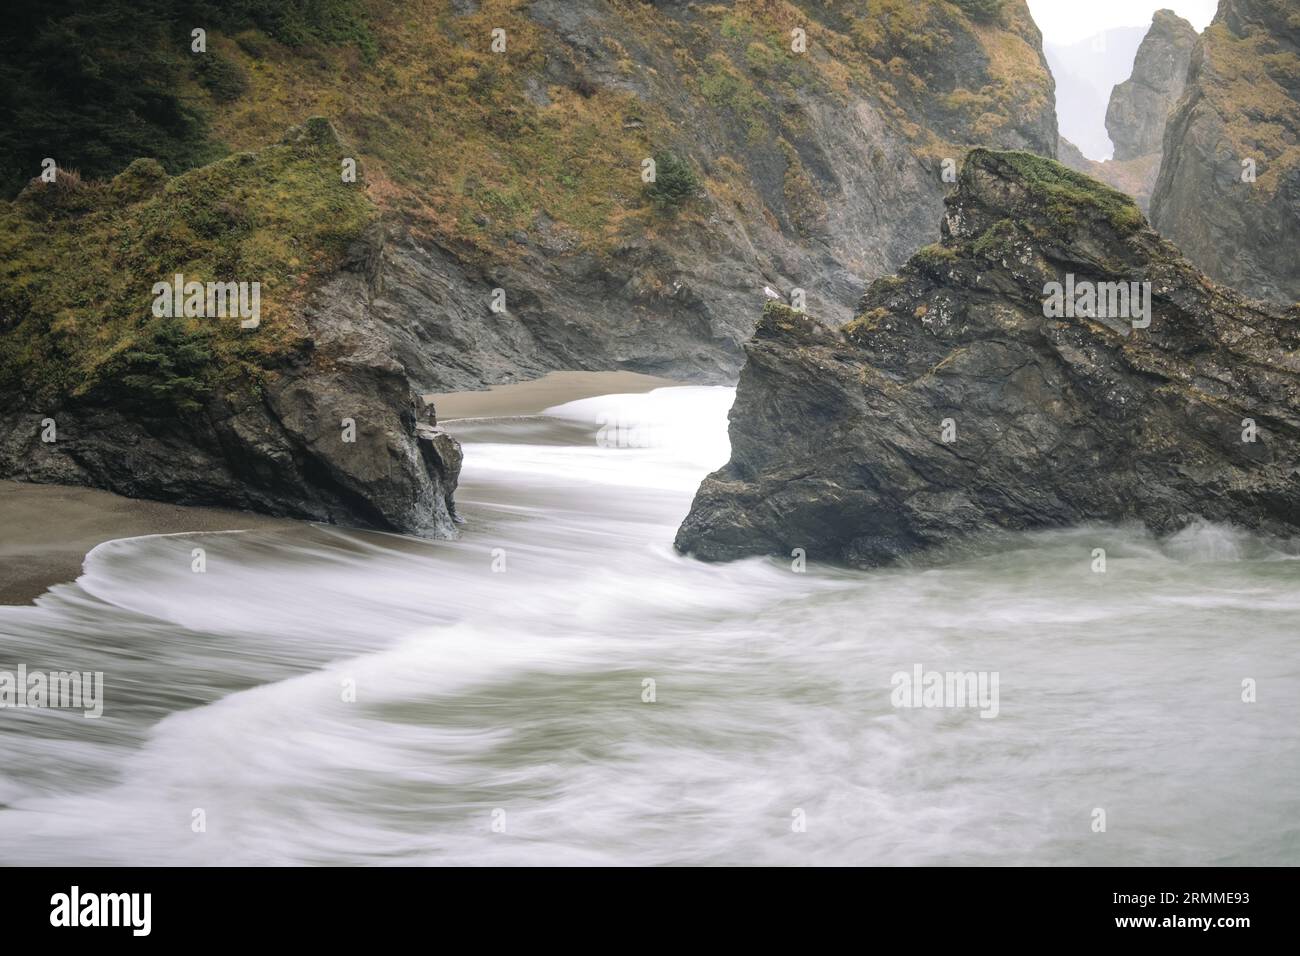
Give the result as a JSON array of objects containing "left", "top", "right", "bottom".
[
  {"left": 966, "top": 149, "right": 1146, "bottom": 235},
  {"left": 971, "top": 218, "right": 1021, "bottom": 260},
  {"left": 912, "top": 242, "right": 960, "bottom": 275}
]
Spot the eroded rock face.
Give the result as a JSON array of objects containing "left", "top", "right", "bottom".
[
  {"left": 350, "top": 0, "right": 1061, "bottom": 387},
  {"left": 0, "top": 253, "right": 463, "bottom": 538},
  {"left": 1150, "top": 0, "right": 1300, "bottom": 306},
  {"left": 675, "top": 149, "right": 1300, "bottom": 566},
  {"left": 1106, "top": 10, "right": 1198, "bottom": 161}
]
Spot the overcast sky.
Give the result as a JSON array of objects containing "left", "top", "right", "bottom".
[{"left": 1025, "top": 0, "right": 1219, "bottom": 44}]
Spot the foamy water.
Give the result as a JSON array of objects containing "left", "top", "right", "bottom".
[{"left": 1, "top": 386, "right": 1298, "bottom": 865}]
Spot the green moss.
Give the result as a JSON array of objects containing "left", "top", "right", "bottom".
[
  {"left": 763, "top": 301, "right": 800, "bottom": 320},
  {"left": 698, "top": 53, "right": 770, "bottom": 141},
  {"left": 871, "top": 275, "right": 906, "bottom": 295},
  {"left": 913, "top": 243, "right": 959, "bottom": 270},
  {"left": 971, "top": 218, "right": 1020, "bottom": 259},
  {"left": 969, "top": 149, "right": 1146, "bottom": 234},
  {"left": 0, "top": 122, "right": 374, "bottom": 409},
  {"left": 109, "top": 158, "right": 169, "bottom": 205},
  {"left": 844, "top": 307, "right": 891, "bottom": 338}
]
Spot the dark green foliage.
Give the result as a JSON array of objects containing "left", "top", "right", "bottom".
[
  {"left": 647, "top": 151, "right": 701, "bottom": 212},
  {"left": 110, "top": 315, "right": 217, "bottom": 413},
  {"left": 195, "top": 52, "right": 249, "bottom": 102},
  {"left": 0, "top": 0, "right": 376, "bottom": 197},
  {"left": 0, "top": 0, "right": 219, "bottom": 198},
  {"left": 227, "top": 0, "right": 378, "bottom": 62}
]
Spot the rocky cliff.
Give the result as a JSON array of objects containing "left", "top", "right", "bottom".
[
  {"left": 4, "top": 0, "right": 1060, "bottom": 387},
  {"left": 1107, "top": 10, "right": 1198, "bottom": 161},
  {"left": 1150, "top": 0, "right": 1300, "bottom": 306},
  {"left": 676, "top": 149, "right": 1300, "bottom": 566},
  {"left": 0, "top": 0, "right": 1061, "bottom": 529}
]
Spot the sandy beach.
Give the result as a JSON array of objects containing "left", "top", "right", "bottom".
[
  {"left": 425, "top": 370, "right": 679, "bottom": 420},
  {"left": 0, "top": 481, "right": 291, "bottom": 605},
  {"left": 1, "top": 371, "right": 684, "bottom": 605}
]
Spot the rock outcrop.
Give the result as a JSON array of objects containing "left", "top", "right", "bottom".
[
  {"left": 0, "top": 265, "right": 464, "bottom": 538},
  {"left": 0, "top": 121, "right": 462, "bottom": 537},
  {"left": 1150, "top": 0, "right": 1300, "bottom": 306},
  {"left": 1107, "top": 11, "right": 1198, "bottom": 161},
  {"left": 676, "top": 149, "right": 1300, "bottom": 566}
]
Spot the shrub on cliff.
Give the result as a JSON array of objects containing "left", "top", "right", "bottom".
[{"left": 647, "top": 152, "right": 701, "bottom": 212}]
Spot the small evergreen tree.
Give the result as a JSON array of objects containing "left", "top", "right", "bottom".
[{"left": 647, "top": 151, "right": 701, "bottom": 212}]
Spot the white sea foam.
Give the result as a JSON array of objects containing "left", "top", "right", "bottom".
[{"left": 1, "top": 387, "right": 1297, "bottom": 865}]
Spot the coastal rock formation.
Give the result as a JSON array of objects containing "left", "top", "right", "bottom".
[
  {"left": 1150, "top": 0, "right": 1300, "bottom": 305},
  {"left": 0, "top": 122, "right": 461, "bottom": 536},
  {"left": 0, "top": 1, "right": 1063, "bottom": 530},
  {"left": 4, "top": 1, "right": 1060, "bottom": 391},
  {"left": 676, "top": 149, "right": 1300, "bottom": 566},
  {"left": 0, "top": 273, "right": 464, "bottom": 538},
  {"left": 1106, "top": 10, "right": 1198, "bottom": 161}
]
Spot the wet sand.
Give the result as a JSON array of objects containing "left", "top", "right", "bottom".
[
  {"left": 425, "top": 370, "right": 680, "bottom": 420},
  {"left": 1, "top": 371, "right": 687, "bottom": 605},
  {"left": 0, "top": 481, "right": 290, "bottom": 605}
]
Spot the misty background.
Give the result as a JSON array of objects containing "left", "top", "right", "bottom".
[{"left": 1027, "top": 0, "right": 1217, "bottom": 159}]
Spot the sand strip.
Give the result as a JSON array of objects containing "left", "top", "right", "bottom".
[
  {"left": 0, "top": 481, "right": 290, "bottom": 606},
  {"left": 425, "top": 370, "right": 680, "bottom": 420}
]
